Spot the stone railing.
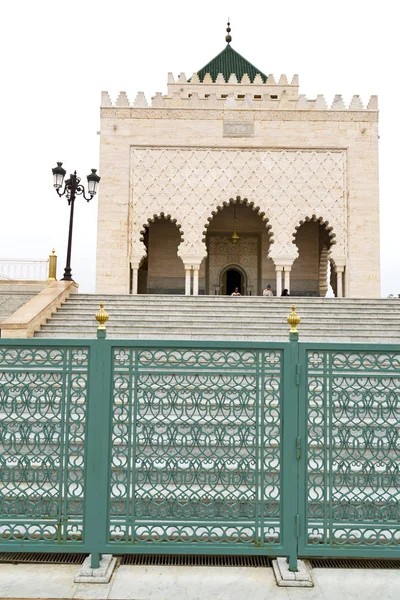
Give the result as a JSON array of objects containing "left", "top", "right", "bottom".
[
  {"left": 0, "top": 251, "right": 57, "bottom": 281},
  {"left": 0, "top": 280, "right": 77, "bottom": 338}
]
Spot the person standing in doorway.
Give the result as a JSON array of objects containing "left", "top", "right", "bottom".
[
  {"left": 263, "top": 284, "right": 273, "bottom": 297},
  {"left": 231, "top": 287, "right": 241, "bottom": 296}
]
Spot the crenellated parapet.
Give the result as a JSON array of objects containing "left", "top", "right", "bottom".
[
  {"left": 101, "top": 83, "right": 378, "bottom": 113},
  {"left": 167, "top": 72, "right": 299, "bottom": 100}
]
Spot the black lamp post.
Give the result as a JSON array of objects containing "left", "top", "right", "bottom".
[{"left": 52, "top": 162, "right": 100, "bottom": 281}]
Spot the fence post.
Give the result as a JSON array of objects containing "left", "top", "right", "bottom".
[
  {"left": 84, "top": 303, "right": 111, "bottom": 568},
  {"left": 284, "top": 305, "right": 301, "bottom": 571}
]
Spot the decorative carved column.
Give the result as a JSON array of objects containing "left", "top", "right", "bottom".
[
  {"left": 331, "top": 258, "right": 346, "bottom": 298},
  {"left": 336, "top": 267, "right": 344, "bottom": 298},
  {"left": 271, "top": 255, "right": 296, "bottom": 298},
  {"left": 130, "top": 247, "right": 147, "bottom": 296},
  {"left": 131, "top": 267, "right": 138, "bottom": 295},
  {"left": 179, "top": 249, "right": 206, "bottom": 297},
  {"left": 185, "top": 266, "right": 191, "bottom": 296},
  {"left": 275, "top": 266, "right": 283, "bottom": 297},
  {"left": 283, "top": 266, "right": 291, "bottom": 294},
  {"left": 130, "top": 257, "right": 143, "bottom": 295},
  {"left": 193, "top": 266, "right": 199, "bottom": 296}
]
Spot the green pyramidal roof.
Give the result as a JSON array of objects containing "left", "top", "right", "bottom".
[{"left": 195, "top": 44, "right": 267, "bottom": 83}]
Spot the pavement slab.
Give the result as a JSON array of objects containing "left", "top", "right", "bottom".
[
  {"left": 108, "top": 565, "right": 288, "bottom": 600},
  {"left": 0, "top": 564, "right": 78, "bottom": 599},
  {"left": 1, "top": 562, "right": 400, "bottom": 600}
]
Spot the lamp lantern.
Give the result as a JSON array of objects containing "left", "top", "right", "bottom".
[
  {"left": 231, "top": 227, "right": 240, "bottom": 244},
  {"left": 87, "top": 169, "right": 101, "bottom": 197},
  {"left": 52, "top": 162, "right": 66, "bottom": 190}
]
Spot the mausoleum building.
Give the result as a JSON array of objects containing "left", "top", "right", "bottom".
[{"left": 96, "top": 26, "right": 380, "bottom": 297}]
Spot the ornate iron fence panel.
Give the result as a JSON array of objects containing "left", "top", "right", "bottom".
[
  {"left": 3, "top": 335, "right": 399, "bottom": 562},
  {"left": 108, "top": 343, "right": 291, "bottom": 555},
  {"left": 0, "top": 342, "right": 89, "bottom": 548},
  {"left": 298, "top": 344, "right": 400, "bottom": 557}
]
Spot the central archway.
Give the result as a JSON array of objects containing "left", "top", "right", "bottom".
[{"left": 204, "top": 198, "right": 274, "bottom": 295}]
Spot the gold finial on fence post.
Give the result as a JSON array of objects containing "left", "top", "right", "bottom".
[
  {"left": 47, "top": 249, "right": 57, "bottom": 281},
  {"left": 287, "top": 304, "right": 300, "bottom": 341},
  {"left": 96, "top": 302, "right": 109, "bottom": 338}
]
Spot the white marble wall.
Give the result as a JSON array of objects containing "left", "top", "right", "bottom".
[{"left": 96, "top": 78, "right": 379, "bottom": 298}]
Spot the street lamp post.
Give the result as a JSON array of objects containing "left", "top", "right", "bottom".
[{"left": 52, "top": 162, "right": 100, "bottom": 281}]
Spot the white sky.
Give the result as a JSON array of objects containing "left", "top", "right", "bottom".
[{"left": 1, "top": 0, "right": 398, "bottom": 296}]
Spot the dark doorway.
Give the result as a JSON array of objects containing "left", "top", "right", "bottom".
[{"left": 226, "top": 269, "right": 242, "bottom": 295}]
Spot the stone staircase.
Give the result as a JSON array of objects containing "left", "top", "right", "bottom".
[{"left": 34, "top": 295, "right": 400, "bottom": 343}]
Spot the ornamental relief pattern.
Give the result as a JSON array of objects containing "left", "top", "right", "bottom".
[
  {"left": 103, "top": 108, "right": 378, "bottom": 122},
  {"left": 129, "top": 147, "right": 346, "bottom": 263},
  {"left": 208, "top": 236, "right": 259, "bottom": 294}
]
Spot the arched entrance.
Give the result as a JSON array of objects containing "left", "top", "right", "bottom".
[
  {"left": 204, "top": 199, "right": 274, "bottom": 295},
  {"left": 219, "top": 264, "right": 247, "bottom": 295},
  {"left": 291, "top": 217, "right": 335, "bottom": 296},
  {"left": 135, "top": 216, "right": 184, "bottom": 294}
]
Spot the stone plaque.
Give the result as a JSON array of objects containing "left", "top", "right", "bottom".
[{"left": 223, "top": 121, "right": 254, "bottom": 137}]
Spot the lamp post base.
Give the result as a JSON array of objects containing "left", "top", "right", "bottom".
[{"left": 61, "top": 267, "right": 73, "bottom": 281}]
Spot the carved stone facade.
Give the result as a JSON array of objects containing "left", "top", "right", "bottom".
[
  {"left": 96, "top": 47, "right": 380, "bottom": 298},
  {"left": 129, "top": 147, "right": 346, "bottom": 266}
]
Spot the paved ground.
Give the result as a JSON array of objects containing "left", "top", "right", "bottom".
[{"left": 0, "top": 562, "right": 399, "bottom": 600}]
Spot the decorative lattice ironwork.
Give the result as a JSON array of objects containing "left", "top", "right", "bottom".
[
  {"left": 304, "top": 349, "right": 400, "bottom": 550},
  {"left": 109, "top": 346, "right": 283, "bottom": 548},
  {"left": 2, "top": 337, "right": 399, "bottom": 562},
  {"left": 0, "top": 345, "right": 88, "bottom": 545}
]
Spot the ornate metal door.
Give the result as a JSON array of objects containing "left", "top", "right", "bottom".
[{"left": 106, "top": 341, "right": 298, "bottom": 566}]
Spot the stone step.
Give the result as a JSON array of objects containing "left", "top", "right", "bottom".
[
  {"left": 35, "top": 331, "right": 400, "bottom": 343},
  {"left": 34, "top": 294, "right": 400, "bottom": 341},
  {"left": 55, "top": 308, "right": 400, "bottom": 316},
  {"left": 65, "top": 298, "right": 400, "bottom": 313},
  {"left": 65, "top": 301, "right": 400, "bottom": 311},
  {"left": 48, "top": 314, "right": 399, "bottom": 326},
  {"left": 64, "top": 303, "right": 400, "bottom": 313},
  {"left": 56, "top": 304, "right": 400, "bottom": 314},
  {"left": 72, "top": 294, "right": 400, "bottom": 303},
  {"left": 39, "top": 315, "right": 399, "bottom": 329}
]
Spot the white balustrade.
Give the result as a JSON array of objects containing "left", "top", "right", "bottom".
[{"left": 0, "top": 258, "right": 49, "bottom": 281}]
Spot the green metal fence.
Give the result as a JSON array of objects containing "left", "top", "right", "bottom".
[
  {"left": 298, "top": 344, "right": 400, "bottom": 558},
  {"left": 0, "top": 343, "right": 89, "bottom": 549},
  {"left": 0, "top": 334, "right": 399, "bottom": 568}
]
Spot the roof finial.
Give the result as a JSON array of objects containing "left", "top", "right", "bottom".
[{"left": 225, "top": 19, "right": 232, "bottom": 44}]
